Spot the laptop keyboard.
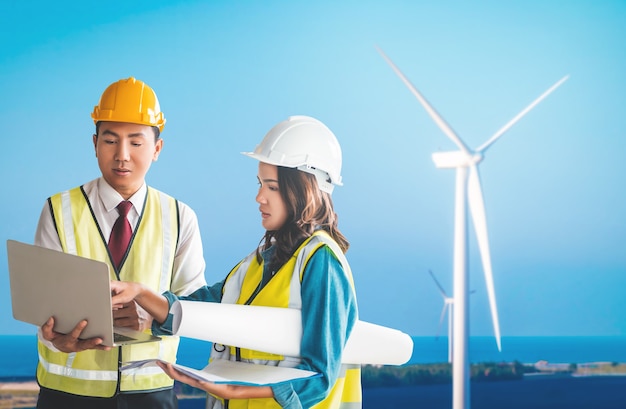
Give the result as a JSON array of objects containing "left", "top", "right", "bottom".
[{"left": 114, "top": 333, "right": 136, "bottom": 343}]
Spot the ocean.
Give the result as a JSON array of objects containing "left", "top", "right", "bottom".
[
  {"left": 406, "top": 336, "right": 626, "bottom": 365},
  {"left": 3, "top": 335, "right": 626, "bottom": 408},
  {"left": 2, "top": 335, "right": 626, "bottom": 378}
]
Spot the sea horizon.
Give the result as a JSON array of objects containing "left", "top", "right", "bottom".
[{"left": 2, "top": 334, "right": 626, "bottom": 379}]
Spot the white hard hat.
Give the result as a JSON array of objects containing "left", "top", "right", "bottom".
[{"left": 243, "top": 115, "right": 343, "bottom": 194}]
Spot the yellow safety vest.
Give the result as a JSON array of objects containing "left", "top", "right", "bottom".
[
  {"left": 37, "top": 185, "right": 180, "bottom": 397},
  {"left": 208, "top": 231, "right": 362, "bottom": 409}
]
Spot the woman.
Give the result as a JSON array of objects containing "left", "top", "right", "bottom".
[{"left": 111, "top": 115, "right": 361, "bottom": 408}]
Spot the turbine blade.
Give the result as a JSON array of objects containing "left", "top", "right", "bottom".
[
  {"left": 375, "top": 45, "right": 471, "bottom": 154},
  {"left": 467, "top": 165, "right": 502, "bottom": 351},
  {"left": 476, "top": 75, "right": 570, "bottom": 153},
  {"left": 429, "top": 269, "right": 449, "bottom": 297},
  {"left": 436, "top": 303, "right": 449, "bottom": 339}
]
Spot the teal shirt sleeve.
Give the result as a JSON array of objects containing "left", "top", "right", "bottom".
[
  {"left": 272, "top": 245, "right": 358, "bottom": 408},
  {"left": 151, "top": 246, "right": 358, "bottom": 409}
]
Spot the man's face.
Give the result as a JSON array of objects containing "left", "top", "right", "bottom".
[{"left": 93, "top": 121, "right": 162, "bottom": 199}]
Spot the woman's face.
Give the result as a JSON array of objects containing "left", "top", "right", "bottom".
[{"left": 256, "top": 162, "right": 288, "bottom": 231}]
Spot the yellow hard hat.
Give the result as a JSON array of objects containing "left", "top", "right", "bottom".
[{"left": 91, "top": 77, "right": 166, "bottom": 132}]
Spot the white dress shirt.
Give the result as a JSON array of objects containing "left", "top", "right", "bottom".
[{"left": 34, "top": 177, "right": 207, "bottom": 296}]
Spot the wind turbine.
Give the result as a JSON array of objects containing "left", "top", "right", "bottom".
[
  {"left": 376, "top": 45, "right": 568, "bottom": 409},
  {"left": 429, "top": 269, "right": 476, "bottom": 364},
  {"left": 429, "top": 269, "right": 454, "bottom": 363}
]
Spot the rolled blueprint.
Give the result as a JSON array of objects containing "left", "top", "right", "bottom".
[{"left": 171, "top": 300, "right": 413, "bottom": 365}]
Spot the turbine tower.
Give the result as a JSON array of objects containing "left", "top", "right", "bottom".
[
  {"left": 377, "top": 46, "right": 568, "bottom": 409},
  {"left": 429, "top": 269, "right": 453, "bottom": 363}
]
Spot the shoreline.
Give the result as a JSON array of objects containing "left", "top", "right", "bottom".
[
  {"left": 3, "top": 364, "right": 626, "bottom": 388},
  {"left": 3, "top": 371, "right": 626, "bottom": 409},
  {"left": 3, "top": 360, "right": 626, "bottom": 406},
  {"left": 4, "top": 359, "right": 626, "bottom": 383}
]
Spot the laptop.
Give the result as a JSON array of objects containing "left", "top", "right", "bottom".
[{"left": 6, "top": 239, "right": 161, "bottom": 347}]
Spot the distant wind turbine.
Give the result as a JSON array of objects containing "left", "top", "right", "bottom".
[
  {"left": 377, "top": 45, "right": 568, "bottom": 409},
  {"left": 429, "top": 269, "right": 454, "bottom": 363},
  {"left": 429, "top": 269, "right": 476, "bottom": 364}
]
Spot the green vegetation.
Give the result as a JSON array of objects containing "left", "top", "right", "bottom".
[
  {"left": 361, "top": 361, "right": 626, "bottom": 388},
  {"left": 173, "top": 362, "right": 626, "bottom": 394},
  {"left": 576, "top": 362, "right": 626, "bottom": 376},
  {"left": 362, "top": 362, "right": 528, "bottom": 388}
]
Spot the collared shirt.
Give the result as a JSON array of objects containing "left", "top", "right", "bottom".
[{"left": 35, "top": 177, "right": 207, "bottom": 296}]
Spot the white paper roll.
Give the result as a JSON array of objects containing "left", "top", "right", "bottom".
[
  {"left": 343, "top": 320, "right": 414, "bottom": 365},
  {"left": 171, "top": 301, "right": 413, "bottom": 365}
]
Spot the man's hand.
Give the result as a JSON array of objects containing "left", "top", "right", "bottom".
[
  {"left": 113, "top": 301, "right": 154, "bottom": 331},
  {"left": 41, "top": 317, "right": 111, "bottom": 353}
]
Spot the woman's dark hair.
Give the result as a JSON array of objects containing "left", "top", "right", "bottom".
[{"left": 257, "top": 166, "right": 349, "bottom": 270}]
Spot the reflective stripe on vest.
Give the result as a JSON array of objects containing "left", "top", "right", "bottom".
[
  {"left": 37, "top": 186, "right": 180, "bottom": 397},
  {"left": 38, "top": 353, "right": 117, "bottom": 381},
  {"left": 209, "top": 231, "right": 362, "bottom": 409}
]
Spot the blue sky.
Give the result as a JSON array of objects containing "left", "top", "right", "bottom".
[{"left": 1, "top": 0, "right": 624, "bottom": 340}]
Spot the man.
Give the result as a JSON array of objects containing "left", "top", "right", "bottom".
[{"left": 34, "top": 77, "right": 207, "bottom": 409}]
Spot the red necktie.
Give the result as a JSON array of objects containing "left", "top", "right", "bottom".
[{"left": 109, "top": 201, "right": 132, "bottom": 269}]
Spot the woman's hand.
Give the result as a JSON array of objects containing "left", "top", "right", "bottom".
[
  {"left": 156, "top": 361, "right": 274, "bottom": 400},
  {"left": 110, "top": 280, "right": 145, "bottom": 309},
  {"left": 110, "top": 280, "right": 170, "bottom": 324}
]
